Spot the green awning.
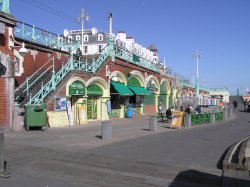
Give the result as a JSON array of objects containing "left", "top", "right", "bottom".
[
  {"left": 128, "top": 86, "right": 150, "bottom": 96},
  {"left": 87, "top": 84, "right": 103, "bottom": 96},
  {"left": 111, "top": 81, "right": 134, "bottom": 96}
]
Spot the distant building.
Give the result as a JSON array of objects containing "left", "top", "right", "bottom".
[
  {"left": 63, "top": 28, "right": 159, "bottom": 64},
  {"left": 209, "top": 88, "right": 230, "bottom": 104},
  {"left": 63, "top": 27, "right": 107, "bottom": 55}
]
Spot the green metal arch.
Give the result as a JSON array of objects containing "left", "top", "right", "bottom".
[
  {"left": 87, "top": 84, "right": 103, "bottom": 96},
  {"left": 127, "top": 77, "right": 141, "bottom": 87}
]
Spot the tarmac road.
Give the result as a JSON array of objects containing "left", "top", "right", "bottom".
[{"left": 1, "top": 105, "right": 250, "bottom": 186}]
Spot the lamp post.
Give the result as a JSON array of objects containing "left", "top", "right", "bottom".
[
  {"left": 193, "top": 50, "right": 201, "bottom": 97},
  {"left": 77, "top": 9, "right": 89, "bottom": 53}
]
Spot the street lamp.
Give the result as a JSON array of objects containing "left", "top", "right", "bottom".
[
  {"left": 77, "top": 9, "right": 89, "bottom": 53},
  {"left": 193, "top": 50, "right": 201, "bottom": 97}
]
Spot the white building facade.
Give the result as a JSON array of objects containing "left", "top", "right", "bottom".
[{"left": 63, "top": 28, "right": 159, "bottom": 64}]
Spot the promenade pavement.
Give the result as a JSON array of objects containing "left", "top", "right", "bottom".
[{"left": 0, "top": 106, "right": 249, "bottom": 187}]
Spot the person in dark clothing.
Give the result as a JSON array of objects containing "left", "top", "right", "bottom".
[
  {"left": 233, "top": 100, "right": 238, "bottom": 110},
  {"left": 185, "top": 106, "right": 191, "bottom": 114},
  {"left": 244, "top": 100, "right": 247, "bottom": 111},
  {"left": 166, "top": 108, "right": 173, "bottom": 121},
  {"left": 196, "top": 106, "right": 202, "bottom": 113},
  {"left": 76, "top": 48, "right": 82, "bottom": 61}
]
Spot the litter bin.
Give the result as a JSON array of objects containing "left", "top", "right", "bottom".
[
  {"left": 127, "top": 106, "right": 133, "bottom": 118},
  {"left": 25, "top": 104, "right": 47, "bottom": 131}
]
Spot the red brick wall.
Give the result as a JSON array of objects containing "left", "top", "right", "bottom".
[
  {"left": 145, "top": 105, "right": 156, "bottom": 115},
  {"left": 15, "top": 50, "right": 69, "bottom": 87},
  {"left": 0, "top": 24, "right": 15, "bottom": 128},
  {"left": 0, "top": 78, "right": 8, "bottom": 127}
]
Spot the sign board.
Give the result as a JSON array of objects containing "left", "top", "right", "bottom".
[
  {"left": 54, "top": 97, "right": 67, "bottom": 111},
  {"left": 69, "top": 80, "right": 85, "bottom": 95},
  {"left": 47, "top": 111, "right": 69, "bottom": 127},
  {"left": 77, "top": 103, "right": 87, "bottom": 124}
]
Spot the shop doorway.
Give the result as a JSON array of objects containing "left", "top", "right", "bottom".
[
  {"left": 87, "top": 96, "right": 98, "bottom": 120},
  {"left": 72, "top": 96, "right": 87, "bottom": 125}
]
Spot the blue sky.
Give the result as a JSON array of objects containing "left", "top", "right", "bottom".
[{"left": 10, "top": 0, "right": 250, "bottom": 94}]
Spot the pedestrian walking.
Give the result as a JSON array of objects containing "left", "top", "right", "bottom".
[
  {"left": 233, "top": 100, "right": 237, "bottom": 110},
  {"left": 158, "top": 100, "right": 163, "bottom": 113},
  {"left": 244, "top": 100, "right": 247, "bottom": 111}
]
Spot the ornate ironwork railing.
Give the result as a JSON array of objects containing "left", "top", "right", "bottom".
[
  {"left": 0, "top": 0, "right": 9, "bottom": 14},
  {"left": 27, "top": 43, "right": 111, "bottom": 104},
  {"left": 15, "top": 57, "right": 54, "bottom": 100},
  {"left": 28, "top": 56, "right": 72, "bottom": 104},
  {"left": 113, "top": 45, "right": 160, "bottom": 73},
  {"left": 14, "top": 21, "right": 80, "bottom": 52}
]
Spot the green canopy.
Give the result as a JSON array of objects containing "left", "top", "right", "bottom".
[
  {"left": 111, "top": 81, "right": 134, "bottom": 96},
  {"left": 128, "top": 86, "right": 150, "bottom": 96},
  {"left": 87, "top": 84, "right": 103, "bottom": 96}
]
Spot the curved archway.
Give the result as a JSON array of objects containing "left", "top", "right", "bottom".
[
  {"left": 110, "top": 71, "right": 127, "bottom": 84},
  {"left": 66, "top": 77, "right": 86, "bottom": 96},
  {"left": 158, "top": 81, "right": 168, "bottom": 111},
  {"left": 86, "top": 77, "right": 109, "bottom": 97},
  {"left": 128, "top": 70, "right": 145, "bottom": 87},
  {"left": 86, "top": 77, "right": 109, "bottom": 121},
  {"left": 146, "top": 75, "right": 160, "bottom": 95}
]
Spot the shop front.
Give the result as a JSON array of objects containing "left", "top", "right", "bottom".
[
  {"left": 68, "top": 80, "right": 87, "bottom": 125},
  {"left": 86, "top": 84, "right": 103, "bottom": 120},
  {"left": 158, "top": 82, "right": 168, "bottom": 112},
  {"left": 109, "top": 81, "right": 134, "bottom": 118},
  {"left": 127, "top": 76, "right": 150, "bottom": 115}
]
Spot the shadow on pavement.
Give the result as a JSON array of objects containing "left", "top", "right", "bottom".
[
  {"left": 168, "top": 169, "right": 250, "bottom": 187},
  {"left": 168, "top": 169, "right": 221, "bottom": 186},
  {"left": 95, "top": 135, "right": 102, "bottom": 139},
  {"left": 217, "top": 145, "right": 231, "bottom": 170}
]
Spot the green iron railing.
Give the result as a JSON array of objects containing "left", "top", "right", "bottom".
[
  {"left": 114, "top": 46, "right": 160, "bottom": 73},
  {"left": 28, "top": 56, "right": 72, "bottom": 104},
  {"left": 191, "top": 112, "right": 223, "bottom": 125},
  {"left": 73, "top": 44, "right": 111, "bottom": 73},
  {"left": 15, "top": 57, "right": 55, "bottom": 101},
  {"left": 191, "top": 113, "right": 210, "bottom": 125},
  {"left": 28, "top": 43, "right": 111, "bottom": 104},
  {"left": 0, "top": 0, "right": 9, "bottom": 14},
  {"left": 215, "top": 112, "right": 223, "bottom": 121},
  {"left": 14, "top": 21, "right": 80, "bottom": 52}
]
